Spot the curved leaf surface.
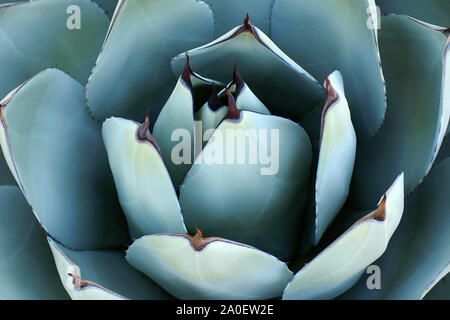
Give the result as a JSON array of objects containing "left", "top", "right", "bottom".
[
  {"left": 0, "top": 0, "right": 109, "bottom": 98},
  {"left": 0, "top": 186, "right": 68, "bottom": 299},
  {"left": 126, "top": 232, "right": 292, "bottom": 300},
  {"left": 0, "top": 69, "right": 129, "bottom": 250},
  {"left": 349, "top": 16, "right": 449, "bottom": 209},
  {"left": 86, "top": 0, "right": 214, "bottom": 121},
  {"left": 48, "top": 237, "right": 171, "bottom": 300},
  {"left": 271, "top": 0, "right": 386, "bottom": 141}
]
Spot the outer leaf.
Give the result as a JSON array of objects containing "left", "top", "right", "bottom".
[
  {"left": 126, "top": 233, "right": 293, "bottom": 300},
  {"left": 271, "top": 0, "right": 386, "bottom": 141},
  {"left": 377, "top": 0, "right": 450, "bottom": 27},
  {"left": 349, "top": 16, "right": 449, "bottom": 209},
  {"left": 0, "top": 0, "right": 109, "bottom": 98},
  {"left": 436, "top": 135, "right": 450, "bottom": 165},
  {"left": 0, "top": 186, "right": 68, "bottom": 299},
  {"left": 203, "top": 0, "right": 273, "bottom": 37},
  {"left": 179, "top": 111, "right": 312, "bottom": 260},
  {"left": 48, "top": 237, "right": 172, "bottom": 300},
  {"left": 94, "top": 0, "right": 118, "bottom": 19},
  {"left": 0, "top": 69, "right": 129, "bottom": 250},
  {"left": 0, "top": 153, "right": 14, "bottom": 185},
  {"left": 423, "top": 274, "right": 449, "bottom": 300},
  {"left": 314, "top": 70, "right": 356, "bottom": 244},
  {"left": 86, "top": 0, "right": 214, "bottom": 121},
  {"left": 341, "top": 159, "right": 450, "bottom": 300},
  {"left": 102, "top": 116, "right": 187, "bottom": 239},
  {"left": 283, "top": 173, "right": 404, "bottom": 300},
  {"left": 171, "top": 19, "right": 324, "bottom": 120}
]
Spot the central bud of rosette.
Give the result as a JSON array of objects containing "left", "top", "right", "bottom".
[{"left": 102, "top": 16, "right": 313, "bottom": 264}]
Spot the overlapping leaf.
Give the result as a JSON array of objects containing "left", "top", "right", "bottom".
[
  {"left": 349, "top": 15, "right": 449, "bottom": 209},
  {"left": 0, "top": 69, "right": 129, "bottom": 250}
]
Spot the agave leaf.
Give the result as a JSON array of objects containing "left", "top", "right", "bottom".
[
  {"left": 171, "top": 17, "right": 324, "bottom": 120},
  {"left": 195, "top": 100, "right": 227, "bottom": 147},
  {"left": 203, "top": 0, "right": 273, "bottom": 37},
  {"left": 270, "top": 0, "right": 385, "bottom": 142},
  {"left": 283, "top": 173, "right": 404, "bottom": 300},
  {"left": 126, "top": 232, "right": 293, "bottom": 300},
  {"left": 349, "top": 16, "right": 449, "bottom": 210},
  {"left": 85, "top": 0, "right": 214, "bottom": 121},
  {"left": 48, "top": 237, "right": 172, "bottom": 300},
  {"left": 94, "top": 0, "right": 118, "bottom": 19},
  {"left": 196, "top": 68, "right": 272, "bottom": 147},
  {"left": 435, "top": 135, "right": 450, "bottom": 165},
  {"left": 179, "top": 109, "right": 312, "bottom": 260},
  {"left": 0, "top": 69, "right": 129, "bottom": 250},
  {"left": 423, "top": 274, "right": 449, "bottom": 300},
  {"left": 313, "top": 70, "right": 357, "bottom": 244},
  {"left": 218, "top": 67, "right": 271, "bottom": 116},
  {"left": 0, "top": 186, "right": 68, "bottom": 299},
  {"left": 0, "top": 154, "right": 14, "bottom": 185},
  {"left": 152, "top": 65, "right": 216, "bottom": 187},
  {"left": 0, "top": 0, "right": 109, "bottom": 99},
  {"left": 377, "top": 0, "right": 450, "bottom": 27},
  {"left": 340, "top": 158, "right": 450, "bottom": 300},
  {"left": 102, "top": 116, "right": 187, "bottom": 239}
]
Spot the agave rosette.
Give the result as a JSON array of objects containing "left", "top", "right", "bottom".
[{"left": 0, "top": 0, "right": 448, "bottom": 300}]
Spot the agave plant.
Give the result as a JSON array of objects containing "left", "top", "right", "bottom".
[{"left": 0, "top": 0, "right": 448, "bottom": 300}]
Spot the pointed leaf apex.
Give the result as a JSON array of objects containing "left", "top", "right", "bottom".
[
  {"left": 194, "top": 225, "right": 203, "bottom": 238},
  {"left": 208, "top": 84, "right": 222, "bottom": 111},
  {"left": 233, "top": 63, "right": 245, "bottom": 96},
  {"left": 224, "top": 87, "right": 240, "bottom": 119},
  {"left": 138, "top": 110, "right": 163, "bottom": 156},
  {"left": 181, "top": 53, "right": 193, "bottom": 89},
  {"left": 319, "top": 76, "right": 340, "bottom": 142},
  {"left": 244, "top": 13, "right": 250, "bottom": 28}
]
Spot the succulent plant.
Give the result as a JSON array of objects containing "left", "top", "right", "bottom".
[{"left": 0, "top": 0, "right": 448, "bottom": 300}]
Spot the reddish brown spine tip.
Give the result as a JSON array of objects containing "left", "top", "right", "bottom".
[
  {"left": 319, "top": 76, "right": 339, "bottom": 143},
  {"left": 208, "top": 84, "right": 222, "bottom": 111},
  {"left": 244, "top": 13, "right": 250, "bottom": 28},
  {"left": 324, "top": 77, "right": 338, "bottom": 107},
  {"left": 225, "top": 87, "right": 240, "bottom": 120},
  {"left": 138, "top": 109, "right": 150, "bottom": 139},
  {"left": 138, "top": 110, "right": 163, "bottom": 156},
  {"left": 181, "top": 53, "right": 193, "bottom": 89},
  {"left": 233, "top": 63, "right": 245, "bottom": 96},
  {"left": 194, "top": 226, "right": 203, "bottom": 238},
  {"left": 186, "top": 227, "right": 224, "bottom": 251}
]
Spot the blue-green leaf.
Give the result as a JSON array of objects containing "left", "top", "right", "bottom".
[
  {"left": 102, "top": 116, "right": 187, "bottom": 239},
  {"left": 0, "top": 69, "right": 129, "bottom": 250},
  {"left": 152, "top": 68, "right": 216, "bottom": 187},
  {"left": 86, "top": 0, "right": 214, "bottom": 122},
  {"left": 349, "top": 16, "right": 449, "bottom": 209},
  {"left": 93, "top": 0, "right": 118, "bottom": 19},
  {"left": 0, "top": 0, "right": 109, "bottom": 98},
  {"left": 171, "top": 18, "right": 324, "bottom": 120},
  {"left": 341, "top": 158, "right": 450, "bottom": 299},
  {"left": 284, "top": 173, "right": 404, "bottom": 300},
  {"left": 270, "top": 0, "right": 386, "bottom": 141},
  {"left": 313, "top": 71, "right": 356, "bottom": 244},
  {"left": 377, "top": 0, "right": 450, "bottom": 27},
  {"left": 126, "top": 233, "right": 292, "bottom": 300},
  {"left": 203, "top": 0, "right": 274, "bottom": 37},
  {"left": 423, "top": 274, "right": 450, "bottom": 300},
  {"left": 0, "top": 154, "right": 14, "bottom": 185},
  {"left": 0, "top": 186, "right": 68, "bottom": 299},
  {"left": 179, "top": 111, "right": 312, "bottom": 260},
  {"left": 48, "top": 237, "right": 172, "bottom": 300}
]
